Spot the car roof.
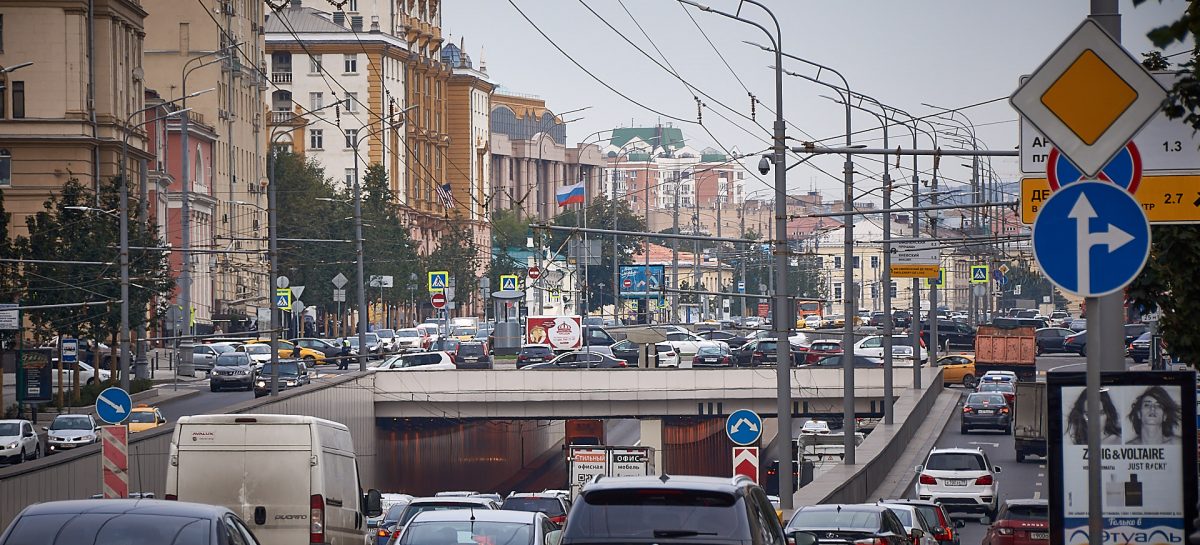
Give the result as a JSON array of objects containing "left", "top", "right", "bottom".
[
  {"left": 130, "top": 406, "right": 157, "bottom": 412},
  {"left": 16, "top": 499, "right": 231, "bottom": 518},
  {"left": 0, "top": 419, "right": 30, "bottom": 425},
  {"left": 410, "top": 509, "right": 537, "bottom": 524},
  {"left": 796, "top": 504, "right": 890, "bottom": 513},
  {"left": 54, "top": 414, "right": 92, "bottom": 420},
  {"left": 1004, "top": 499, "right": 1048, "bottom": 507},
  {"left": 409, "top": 497, "right": 495, "bottom": 506},
  {"left": 879, "top": 498, "right": 943, "bottom": 508},
  {"left": 928, "top": 447, "right": 984, "bottom": 455},
  {"left": 581, "top": 475, "right": 754, "bottom": 494},
  {"left": 506, "top": 493, "right": 562, "bottom": 499}
]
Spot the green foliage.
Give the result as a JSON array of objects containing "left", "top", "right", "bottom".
[
  {"left": 15, "top": 178, "right": 173, "bottom": 344},
  {"left": 491, "top": 208, "right": 529, "bottom": 251},
  {"left": 426, "top": 225, "right": 480, "bottom": 306},
  {"left": 544, "top": 197, "right": 646, "bottom": 313},
  {"left": 64, "top": 378, "right": 153, "bottom": 408}
]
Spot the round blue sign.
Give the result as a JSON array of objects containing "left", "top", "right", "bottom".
[
  {"left": 1048, "top": 142, "right": 1143, "bottom": 193},
  {"left": 95, "top": 386, "right": 133, "bottom": 425},
  {"left": 725, "top": 409, "right": 763, "bottom": 446}
]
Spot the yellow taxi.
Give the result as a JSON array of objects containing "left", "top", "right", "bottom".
[
  {"left": 934, "top": 354, "right": 977, "bottom": 387},
  {"left": 245, "top": 339, "right": 327, "bottom": 364},
  {"left": 127, "top": 405, "right": 166, "bottom": 433}
]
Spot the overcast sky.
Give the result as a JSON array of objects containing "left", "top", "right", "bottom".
[{"left": 441, "top": 0, "right": 1191, "bottom": 204}]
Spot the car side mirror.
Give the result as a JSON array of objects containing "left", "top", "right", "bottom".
[
  {"left": 791, "top": 531, "right": 819, "bottom": 545},
  {"left": 914, "top": 464, "right": 924, "bottom": 472},
  {"left": 367, "top": 519, "right": 379, "bottom": 529},
  {"left": 363, "top": 489, "right": 383, "bottom": 518},
  {"left": 41, "top": 426, "right": 48, "bottom": 432},
  {"left": 955, "top": 520, "right": 966, "bottom": 529},
  {"left": 546, "top": 530, "right": 563, "bottom": 545},
  {"left": 994, "top": 466, "right": 1002, "bottom": 473},
  {"left": 911, "top": 529, "right": 924, "bottom": 541}
]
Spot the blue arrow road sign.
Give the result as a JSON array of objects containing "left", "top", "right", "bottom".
[
  {"left": 96, "top": 387, "right": 133, "bottom": 425},
  {"left": 1033, "top": 181, "right": 1150, "bottom": 297},
  {"left": 725, "top": 409, "right": 763, "bottom": 446}
]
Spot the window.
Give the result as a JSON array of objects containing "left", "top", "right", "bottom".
[
  {"left": 345, "top": 169, "right": 357, "bottom": 187},
  {"left": 871, "top": 255, "right": 879, "bottom": 268},
  {"left": 870, "top": 284, "right": 878, "bottom": 300},
  {"left": 853, "top": 256, "right": 861, "bottom": 268},
  {"left": 309, "top": 129, "right": 323, "bottom": 150},
  {"left": 890, "top": 281, "right": 897, "bottom": 299},
  {"left": 11, "top": 81, "right": 23, "bottom": 118},
  {"left": 347, "top": 0, "right": 359, "bottom": 10},
  {"left": 0, "top": 149, "right": 10, "bottom": 187},
  {"left": 834, "top": 256, "right": 842, "bottom": 269},
  {"left": 833, "top": 283, "right": 843, "bottom": 301},
  {"left": 344, "top": 92, "right": 358, "bottom": 112},
  {"left": 344, "top": 128, "right": 357, "bottom": 149},
  {"left": 0, "top": 15, "right": 4, "bottom": 52},
  {"left": 343, "top": 54, "right": 358, "bottom": 73},
  {"left": 309, "top": 54, "right": 323, "bottom": 74},
  {"left": 309, "top": 92, "right": 323, "bottom": 110}
]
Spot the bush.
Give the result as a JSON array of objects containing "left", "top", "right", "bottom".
[{"left": 68, "top": 377, "right": 154, "bottom": 407}]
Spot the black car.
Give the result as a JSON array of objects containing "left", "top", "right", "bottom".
[
  {"left": 516, "top": 345, "right": 555, "bottom": 368},
  {"left": 1123, "top": 323, "right": 1149, "bottom": 346},
  {"left": 809, "top": 355, "right": 885, "bottom": 368},
  {"left": 892, "top": 310, "right": 913, "bottom": 328},
  {"left": 523, "top": 351, "right": 630, "bottom": 369},
  {"left": 1063, "top": 329, "right": 1087, "bottom": 355},
  {"left": 610, "top": 340, "right": 677, "bottom": 367},
  {"left": 208, "top": 352, "right": 255, "bottom": 392},
  {"left": 1034, "top": 327, "right": 1075, "bottom": 355},
  {"left": 787, "top": 504, "right": 913, "bottom": 545},
  {"left": 290, "top": 337, "right": 342, "bottom": 359},
  {"left": 920, "top": 320, "right": 976, "bottom": 351},
  {"left": 961, "top": 392, "right": 1012, "bottom": 434},
  {"left": 1128, "top": 331, "right": 1152, "bottom": 363},
  {"left": 454, "top": 341, "right": 492, "bottom": 369},
  {"left": 692, "top": 343, "right": 735, "bottom": 367},
  {"left": 0, "top": 499, "right": 263, "bottom": 544},
  {"left": 732, "top": 339, "right": 804, "bottom": 366},
  {"left": 698, "top": 330, "right": 751, "bottom": 349},
  {"left": 253, "top": 360, "right": 310, "bottom": 397}
]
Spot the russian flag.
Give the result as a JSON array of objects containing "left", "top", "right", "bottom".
[{"left": 556, "top": 182, "right": 585, "bottom": 207}]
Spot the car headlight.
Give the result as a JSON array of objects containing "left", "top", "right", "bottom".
[
  {"left": 82, "top": 434, "right": 96, "bottom": 442},
  {"left": 286, "top": 380, "right": 298, "bottom": 386},
  {"left": 6, "top": 442, "right": 16, "bottom": 449},
  {"left": 256, "top": 381, "right": 266, "bottom": 387}
]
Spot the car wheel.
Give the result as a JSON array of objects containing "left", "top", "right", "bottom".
[
  {"left": 962, "top": 374, "right": 976, "bottom": 388},
  {"left": 210, "top": 382, "right": 219, "bottom": 392},
  {"left": 86, "top": 378, "right": 96, "bottom": 386},
  {"left": 304, "top": 356, "right": 316, "bottom": 363},
  {"left": 961, "top": 425, "right": 969, "bottom": 435},
  {"left": 33, "top": 444, "right": 41, "bottom": 460},
  {"left": 1080, "top": 346, "right": 1086, "bottom": 357}
]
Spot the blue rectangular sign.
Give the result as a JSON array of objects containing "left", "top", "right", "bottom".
[{"left": 619, "top": 265, "right": 665, "bottom": 299}]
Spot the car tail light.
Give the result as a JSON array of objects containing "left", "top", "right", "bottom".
[
  {"left": 963, "top": 406, "right": 973, "bottom": 413},
  {"left": 693, "top": 356, "right": 702, "bottom": 365},
  {"left": 377, "top": 529, "right": 391, "bottom": 538},
  {"left": 753, "top": 351, "right": 764, "bottom": 358},
  {"left": 853, "top": 538, "right": 888, "bottom": 545},
  {"left": 392, "top": 529, "right": 403, "bottom": 541},
  {"left": 975, "top": 474, "right": 994, "bottom": 485},
  {"left": 933, "top": 526, "right": 951, "bottom": 541},
  {"left": 617, "top": 361, "right": 628, "bottom": 367},
  {"left": 997, "top": 527, "right": 1014, "bottom": 535},
  {"left": 1001, "top": 407, "right": 1011, "bottom": 414},
  {"left": 919, "top": 473, "right": 937, "bottom": 485},
  {"left": 549, "top": 515, "right": 566, "bottom": 525},
  {"left": 723, "top": 356, "right": 732, "bottom": 364},
  {"left": 310, "top": 494, "right": 325, "bottom": 544},
  {"left": 165, "top": 494, "right": 177, "bottom": 501}
]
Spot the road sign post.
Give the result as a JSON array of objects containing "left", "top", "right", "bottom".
[{"left": 100, "top": 425, "right": 128, "bottom": 499}]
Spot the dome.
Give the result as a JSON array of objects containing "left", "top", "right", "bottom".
[{"left": 440, "top": 42, "right": 473, "bottom": 69}]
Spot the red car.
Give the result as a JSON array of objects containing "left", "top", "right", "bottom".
[
  {"left": 804, "top": 340, "right": 843, "bottom": 365},
  {"left": 982, "top": 499, "right": 1048, "bottom": 545},
  {"left": 977, "top": 382, "right": 1016, "bottom": 406}
]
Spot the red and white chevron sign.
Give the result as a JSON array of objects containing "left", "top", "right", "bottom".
[
  {"left": 100, "top": 425, "right": 128, "bottom": 499},
  {"left": 732, "top": 446, "right": 759, "bottom": 483}
]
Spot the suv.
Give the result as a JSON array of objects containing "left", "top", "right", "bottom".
[
  {"left": 915, "top": 448, "right": 1001, "bottom": 518},
  {"left": 517, "top": 344, "right": 555, "bottom": 368},
  {"left": 563, "top": 475, "right": 786, "bottom": 545},
  {"left": 921, "top": 321, "right": 976, "bottom": 351},
  {"left": 981, "top": 499, "right": 1048, "bottom": 545},
  {"left": 454, "top": 341, "right": 492, "bottom": 369}
]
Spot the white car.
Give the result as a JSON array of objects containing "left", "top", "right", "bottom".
[
  {"left": 235, "top": 343, "right": 273, "bottom": 369},
  {"left": 45, "top": 413, "right": 99, "bottom": 453},
  {"left": 803, "top": 315, "right": 822, "bottom": 329},
  {"left": 914, "top": 447, "right": 1001, "bottom": 519},
  {"left": 855, "top": 335, "right": 927, "bottom": 362},
  {"left": 876, "top": 502, "right": 940, "bottom": 545},
  {"left": 980, "top": 371, "right": 1017, "bottom": 384},
  {"left": 663, "top": 331, "right": 728, "bottom": 359},
  {"left": 416, "top": 324, "right": 442, "bottom": 345},
  {"left": 50, "top": 361, "right": 112, "bottom": 387},
  {"left": 0, "top": 419, "right": 41, "bottom": 463},
  {"left": 799, "top": 420, "right": 831, "bottom": 435},
  {"left": 393, "top": 328, "right": 426, "bottom": 351},
  {"left": 374, "top": 329, "right": 399, "bottom": 352},
  {"left": 370, "top": 351, "right": 455, "bottom": 371},
  {"left": 788, "top": 332, "right": 810, "bottom": 346}
]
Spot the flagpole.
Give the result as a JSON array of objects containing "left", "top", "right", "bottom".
[{"left": 582, "top": 180, "right": 589, "bottom": 318}]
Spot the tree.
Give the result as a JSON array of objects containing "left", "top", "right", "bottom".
[
  {"left": 545, "top": 196, "right": 646, "bottom": 314},
  {"left": 1126, "top": 4, "right": 1200, "bottom": 365},
  {"left": 426, "top": 225, "right": 479, "bottom": 309}
]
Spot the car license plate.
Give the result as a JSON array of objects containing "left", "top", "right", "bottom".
[
  {"left": 704, "top": 358, "right": 717, "bottom": 363},
  {"left": 978, "top": 409, "right": 993, "bottom": 415},
  {"left": 944, "top": 479, "right": 969, "bottom": 486},
  {"left": 1030, "top": 532, "right": 1049, "bottom": 540}
]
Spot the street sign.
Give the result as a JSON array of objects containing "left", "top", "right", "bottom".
[
  {"left": 970, "top": 265, "right": 990, "bottom": 284},
  {"left": 609, "top": 447, "right": 654, "bottom": 478},
  {"left": 725, "top": 409, "right": 763, "bottom": 446},
  {"left": 1019, "top": 73, "right": 1200, "bottom": 175},
  {"left": 331, "top": 272, "right": 348, "bottom": 289},
  {"left": 275, "top": 288, "right": 292, "bottom": 310},
  {"left": 569, "top": 448, "right": 608, "bottom": 499},
  {"left": 332, "top": 289, "right": 346, "bottom": 302},
  {"left": 290, "top": 285, "right": 305, "bottom": 299},
  {"left": 527, "top": 266, "right": 542, "bottom": 280},
  {"left": 618, "top": 265, "right": 665, "bottom": 298},
  {"left": 1021, "top": 175, "right": 1200, "bottom": 224},
  {"left": 737, "top": 281, "right": 745, "bottom": 293},
  {"left": 997, "top": 271, "right": 1009, "bottom": 287},
  {"left": 924, "top": 268, "right": 946, "bottom": 288},
  {"left": 499, "top": 275, "right": 518, "bottom": 292},
  {"left": 61, "top": 338, "right": 78, "bottom": 364},
  {"left": 1048, "top": 142, "right": 1142, "bottom": 193},
  {"left": 891, "top": 240, "right": 940, "bottom": 278},
  {"left": 276, "top": 276, "right": 289, "bottom": 288},
  {"left": 1033, "top": 181, "right": 1150, "bottom": 297},
  {"left": 431, "top": 292, "right": 447, "bottom": 309},
  {"left": 96, "top": 387, "right": 133, "bottom": 425},
  {"left": 293, "top": 300, "right": 306, "bottom": 314},
  {"left": 1010, "top": 19, "right": 1167, "bottom": 177},
  {"left": 733, "top": 446, "right": 759, "bottom": 483},
  {"left": 100, "top": 425, "right": 129, "bottom": 499},
  {"left": 428, "top": 271, "right": 448, "bottom": 292},
  {"left": 998, "top": 264, "right": 1010, "bottom": 275},
  {"left": 369, "top": 275, "right": 394, "bottom": 288},
  {"left": 757, "top": 303, "right": 769, "bottom": 318},
  {"left": 0, "top": 303, "right": 17, "bottom": 330}
]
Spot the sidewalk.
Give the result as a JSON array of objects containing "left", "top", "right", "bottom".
[{"left": 868, "top": 387, "right": 964, "bottom": 501}]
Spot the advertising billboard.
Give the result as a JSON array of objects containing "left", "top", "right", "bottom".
[
  {"left": 1048, "top": 371, "right": 1197, "bottom": 545},
  {"left": 618, "top": 265, "right": 665, "bottom": 298}
]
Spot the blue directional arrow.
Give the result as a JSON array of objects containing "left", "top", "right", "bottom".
[{"left": 725, "top": 409, "right": 763, "bottom": 446}]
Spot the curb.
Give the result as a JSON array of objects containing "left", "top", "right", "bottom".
[{"left": 870, "top": 387, "right": 963, "bottom": 500}]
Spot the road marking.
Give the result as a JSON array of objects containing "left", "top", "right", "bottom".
[
  {"left": 969, "top": 441, "right": 1000, "bottom": 448},
  {"left": 1039, "top": 464, "right": 1046, "bottom": 470},
  {"left": 1049, "top": 361, "right": 1087, "bottom": 372},
  {"left": 1034, "top": 491, "right": 1042, "bottom": 499},
  {"left": 1038, "top": 473, "right": 1045, "bottom": 477}
]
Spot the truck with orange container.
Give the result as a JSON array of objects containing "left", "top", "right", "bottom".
[{"left": 974, "top": 324, "right": 1038, "bottom": 382}]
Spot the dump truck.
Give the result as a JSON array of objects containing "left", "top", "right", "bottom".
[{"left": 974, "top": 324, "right": 1037, "bottom": 381}]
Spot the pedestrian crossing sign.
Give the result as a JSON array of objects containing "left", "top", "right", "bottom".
[
  {"left": 275, "top": 288, "right": 292, "bottom": 310},
  {"left": 428, "top": 271, "right": 449, "bottom": 292},
  {"left": 970, "top": 265, "right": 989, "bottom": 284},
  {"left": 499, "top": 275, "right": 518, "bottom": 291}
]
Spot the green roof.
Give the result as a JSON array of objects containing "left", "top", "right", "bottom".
[
  {"left": 700, "top": 153, "right": 727, "bottom": 162},
  {"left": 609, "top": 127, "right": 686, "bottom": 151},
  {"left": 626, "top": 153, "right": 651, "bottom": 162}
]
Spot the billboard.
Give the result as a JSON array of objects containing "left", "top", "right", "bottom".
[
  {"left": 618, "top": 265, "right": 665, "bottom": 298},
  {"left": 17, "top": 349, "right": 53, "bottom": 403},
  {"left": 1048, "top": 371, "right": 1197, "bottom": 545}
]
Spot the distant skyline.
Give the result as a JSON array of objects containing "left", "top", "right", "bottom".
[{"left": 442, "top": 0, "right": 1191, "bottom": 205}]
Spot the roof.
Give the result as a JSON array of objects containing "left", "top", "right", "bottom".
[
  {"left": 264, "top": 6, "right": 348, "bottom": 34},
  {"left": 408, "top": 497, "right": 496, "bottom": 507},
  {"left": 410, "top": 509, "right": 538, "bottom": 524},
  {"left": 609, "top": 127, "right": 686, "bottom": 151},
  {"left": 927, "top": 447, "right": 984, "bottom": 454},
  {"left": 1004, "top": 499, "right": 1048, "bottom": 506},
  {"left": 795, "top": 503, "right": 891, "bottom": 513},
  {"left": 15, "top": 499, "right": 231, "bottom": 519},
  {"left": 581, "top": 474, "right": 753, "bottom": 493}
]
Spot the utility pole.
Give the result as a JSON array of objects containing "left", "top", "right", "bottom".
[
  {"left": 928, "top": 160, "right": 940, "bottom": 368},
  {"left": 672, "top": 173, "right": 680, "bottom": 322},
  {"left": 693, "top": 174, "right": 702, "bottom": 320}
]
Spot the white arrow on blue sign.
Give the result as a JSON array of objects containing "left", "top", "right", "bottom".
[
  {"left": 1032, "top": 181, "right": 1150, "bottom": 297},
  {"left": 96, "top": 387, "right": 133, "bottom": 425},
  {"left": 725, "top": 409, "right": 763, "bottom": 446}
]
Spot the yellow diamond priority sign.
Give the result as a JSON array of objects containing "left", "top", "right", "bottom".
[{"left": 1010, "top": 19, "right": 1166, "bottom": 178}]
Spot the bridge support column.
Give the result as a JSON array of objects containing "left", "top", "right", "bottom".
[{"left": 639, "top": 418, "right": 663, "bottom": 475}]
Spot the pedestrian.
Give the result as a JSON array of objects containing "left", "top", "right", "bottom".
[{"left": 338, "top": 338, "right": 351, "bottom": 370}]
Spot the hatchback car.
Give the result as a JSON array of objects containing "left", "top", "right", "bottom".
[
  {"left": 517, "top": 344, "right": 555, "bottom": 368},
  {"left": 786, "top": 504, "right": 912, "bottom": 545},
  {"left": 0, "top": 499, "right": 262, "bottom": 545},
  {"left": 934, "top": 355, "right": 977, "bottom": 388},
  {"left": 981, "top": 499, "right": 1048, "bottom": 545},
  {"left": 44, "top": 414, "right": 99, "bottom": 453},
  {"left": 803, "top": 340, "right": 843, "bottom": 365},
  {"left": 501, "top": 493, "right": 571, "bottom": 527},
  {"left": 386, "top": 509, "right": 557, "bottom": 545},
  {"left": 126, "top": 405, "right": 167, "bottom": 433},
  {"left": 0, "top": 419, "right": 40, "bottom": 463},
  {"left": 915, "top": 447, "right": 1001, "bottom": 518},
  {"left": 961, "top": 392, "right": 1012, "bottom": 434},
  {"left": 208, "top": 352, "right": 255, "bottom": 392}
]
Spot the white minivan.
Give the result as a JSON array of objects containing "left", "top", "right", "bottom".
[{"left": 166, "top": 414, "right": 382, "bottom": 545}]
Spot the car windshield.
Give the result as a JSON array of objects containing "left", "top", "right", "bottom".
[
  {"left": 612, "top": 340, "right": 633, "bottom": 351},
  {"left": 127, "top": 412, "right": 157, "bottom": 423},
  {"left": 260, "top": 362, "right": 300, "bottom": 376},
  {"left": 399, "top": 503, "right": 489, "bottom": 526},
  {"left": 366, "top": 334, "right": 380, "bottom": 343},
  {"left": 397, "top": 330, "right": 420, "bottom": 338},
  {"left": 376, "top": 329, "right": 396, "bottom": 339},
  {"left": 242, "top": 344, "right": 270, "bottom": 354},
  {"left": 2, "top": 512, "right": 211, "bottom": 545},
  {"left": 344, "top": 338, "right": 360, "bottom": 347},
  {"left": 571, "top": 489, "right": 744, "bottom": 539},
  {"left": 521, "top": 346, "right": 552, "bottom": 356},
  {"left": 458, "top": 344, "right": 485, "bottom": 356},
  {"left": 926, "top": 453, "right": 986, "bottom": 471},
  {"left": 696, "top": 346, "right": 724, "bottom": 356},
  {"left": 501, "top": 497, "right": 566, "bottom": 516},
  {"left": 382, "top": 503, "right": 408, "bottom": 523},
  {"left": 979, "top": 383, "right": 1013, "bottom": 393},
  {"left": 399, "top": 521, "right": 532, "bottom": 545},
  {"left": 1004, "top": 503, "right": 1049, "bottom": 520},
  {"left": 211, "top": 344, "right": 235, "bottom": 354},
  {"left": 215, "top": 354, "right": 249, "bottom": 367},
  {"left": 789, "top": 509, "right": 879, "bottom": 530},
  {"left": 968, "top": 394, "right": 1007, "bottom": 405},
  {"left": 51, "top": 417, "right": 92, "bottom": 431},
  {"left": 0, "top": 423, "right": 19, "bottom": 435},
  {"left": 452, "top": 327, "right": 477, "bottom": 336}
]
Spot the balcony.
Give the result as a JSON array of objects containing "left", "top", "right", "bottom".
[
  {"left": 271, "top": 71, "right": 293, "bottom": 84},
  {"left": 271, "top": 111, "right": 297, "bottom": 124}
]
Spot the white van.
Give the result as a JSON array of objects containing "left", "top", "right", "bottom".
[{"left": 166, "top": 414, "right": 381, "bottom": 545}]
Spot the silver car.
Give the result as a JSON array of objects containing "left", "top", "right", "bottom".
[
  {"left": 388, "top": 507, "right": 559, "bottom": 545},
  {"left": 44, "top": 414, "right": 99, "bottom": 453},
  {"left": 0, "top": 419, "right": 41, "bottom": 463},
  {"left": 192, "top": 342, "right": 236, "bottom": 372},
  {"left": 209, "top": 352, "right": 255, "bottom": 392}
]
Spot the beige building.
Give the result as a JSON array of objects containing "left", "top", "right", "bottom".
[
  {"left": 142, "top": 0, "right": 269, "bottom": 328},
  {"left": 0, "top": 0, "right": 150, "bottom": 237}
]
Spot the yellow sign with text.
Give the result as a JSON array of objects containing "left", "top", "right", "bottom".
[
  {"left": 889, "top": 264, "right": 940, "bottom": 278},
  {"left": 1021, "top": 176, "right": 1200, "bottom": 224}
]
